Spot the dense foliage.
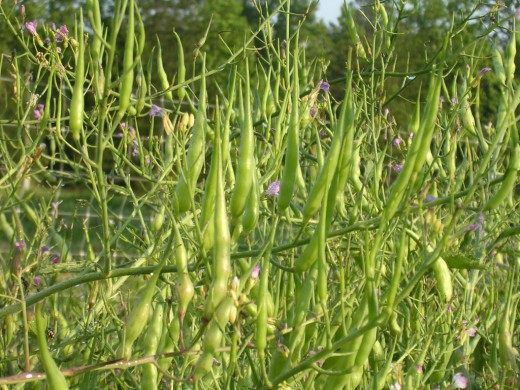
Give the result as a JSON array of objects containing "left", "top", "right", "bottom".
[{"left": 0, "top": 0, "right": 519, "bottom": 388}]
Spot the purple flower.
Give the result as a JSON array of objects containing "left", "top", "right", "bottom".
[
  {"left": 15, "top": 241, "right": 26, "bottom": 251},
  {"left": 415, "top": 364, "right": 424, "bottom": 374},
  {"left": 466, "top": 223, "right": 481, "bottom": 232},
  {"left": 392, "top": 163, "right": 403, "bottom": 173},
  {"left": 40, "top": 245, "right": 50, "bottom": 254},
  {"left": 319, "top": 80, "right": 330, "bottom": 92},
  {"left": 44, "top": 37, "right": 51, "bottom": 46},
  {"left": 25, "top": 20, "right": 37, "bottom": 36},
  {"left": 149, "top": 104, "right": 164, "bottom": 118},
  {"left": 33, "top": 275, "right": 42, "bottom": 286},
  {"left": 51, "top": 254, "right": 60, "bottom": 265},
  {"left": 425, "top": 194, "right": 437, "bottom": 203},
  {"left": 478, "top": 67, "right": 492, "bottom": 78},
  {"left": 392, "top": 137, "right": 402, "bottom": 147},
  {"left": 55, "top": 25, "right": 69, "bottom": 43},
  {"left": 516, "top": 8, "right": 520, "bottom": 21},
  {"left": 265, "top": 180, "right": 280, "bottom": 197},
  {"left": 33, "top": 103, "right": 44, "bottom": 120},
  {"left": 251, "top": 264, "right": 260, "bottom": 280},
  {"left": 466, "top": 327, "right": 477, "bottom": 337},
  {"left": 310, "top": 106, "right": 318, "bottom": 118},
  {"left": 452, "top": 372, "right": 469, "bottom": 389}
]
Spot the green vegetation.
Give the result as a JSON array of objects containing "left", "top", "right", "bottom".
[{"left": 0, "top": 0, "right": 519, "bottom": 388}]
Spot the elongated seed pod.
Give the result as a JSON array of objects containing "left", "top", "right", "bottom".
[
  {"left": 118, "top": 0, "right": 134, "bottom": 117},
  {"left": 230, "top": 61, "right": 255, "bottom": 219},
  {"left": 69, "top": 11, "right": 85, "bottom": 142},
  {"left": 199, "top": 98, "right": 220, "bottom": 252},
  {"left": 157, "top": 314, "right": 180, "bottom": 373},
  {"left": 86, "top": 0, "right": 102, "bottom": 63},
  {"left": 255, "top": 219, "right": 278, "bottom": 370},
  {"left": 141, "top": 302, "right": 164, "bottom": 390},
  {"left": 119, "top": 253, "right": 169, "bottom": 359},
  {"left": 173, "top": 31, "right": 186, "bottom": 100},
  {"left": 343, "top": 1, "right": 366, "bottom": 59},
  {"left": 484, "top": 144, "right": 519, "bottom": 211},
  {"left": 173, "top": 224, "right": 194, "bottom": 321},
  {"left": 241, "top": 167, "right": 259, "bottom": 233},
  {"left": 492, "top": 46, "right": 506, "bottom": 85},
  {"left": 156, "top": 38, "right": 173, "bottom": 102},
  {"left": 35, "top": 304, "right": 69, "bottom": 390},
  {"left": 174, "top": 57, "right": 207, "bottom": 214},
  {"left": 302, "top": 76, "right": 351, "bottom": 224},
  {"left": 278, "top": 31, "right": 301, "bottom": 211},
  {"left": 204, "top": 107, "right": 230, "bottom": 319},
  {"left": 504, "top": 33, "right": 516, "bottom": 85}
]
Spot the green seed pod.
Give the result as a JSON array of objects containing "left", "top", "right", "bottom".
[
  {"left": 69, "top": 10, "right": 85, "bottom": 142},
  {"left": 141, "top": 302, "right": 164, "bottom": 390},
  {"left": 241, "top": 167, "right": 259, "bottom": 233},
  {"left": 118, "top": 0, "right": 135, "bottom": 117},
  {"left": 230, "top": 62, "right": 255, "bottom": 219},
  {"left": 119, "top": 256, "right": 166, "bottom": 359},
  {"left": 152, "top": 205, "right": 166, "bottom": 232},
  {"left": 35, "top": 304, "right": 69, "bottom": 390},
  {"left": 484, "top": 144, "right": 519, "bottom": 211},
  {"left": 173, "top": 224, "right": 194, "bottom": 321},
  {"left": 343, "top": 1, "right": 366, "bottom": 59},
  {"left": 204, "top": 108, "right": 231, "bottom": 319},
  {"left": 431, "top": 257, "right": 453, "bottom": 303},
  {"left": 492, "top": 46, "right": 506, "bottom": 85},
  {"left": 173, "top": 31, "right": 186, "bottom": 100},
  {"left": 156, "top": 38, "right": 173, "bottom": 102},
  {"left": 174, "top": 57, "right": 207, "bottom": 214},
  {"left": 158, "top": 314, "right": 180, "bottom": 373},
  {"left": 278, "top": 31, "right": 301, "bottom": 211},
  {"left": 504, "top": 33, "right": 516, "bottom": 85}
]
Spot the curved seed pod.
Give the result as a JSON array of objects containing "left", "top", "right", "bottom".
[
  {"left": 69, "top": 10, "right": 85, "bottom": 142},
  {"left": 230, "top": 60, "right": 255, "bottom": 219},
  {"left": 118, "top": 0, "right": 134, "bottom": 117},
  {"left": 431, "top": 257, "right": 453, "bottom": 303},
  {"left": 141, "top": 302, "right": 164, "bottom": 390},
  {"left": 35, "top": 303, "right": 69, "bottom": 390},
  {"left": 174, "top": 57, "right": 207, "bottom": 214},
  {"left": 173, "top": 31, "right": 186, "bottom": 100},
  {"left": 343, "top": 1, "right": 366, "bottom": 59},
  {"left": 119, "top": 253, "right": 169, "bottom": 359},
  {"left": 278, "top": 31, "right": 301, "bottom": 211},
  {"left": 156, "top": 38, "right": 173, "bottom": 102},
  {"left": 320, "top": 299, "right": 368, "bottom": 388},
  {"left": 302, "top": 74, "right": 351, "bottom": 224},
  {"left": 484, "top": 144, "right": 519, "bottom": 211}
]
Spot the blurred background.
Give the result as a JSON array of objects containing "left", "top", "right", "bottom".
[{"left": 1, "top": 0, "right": 518, "bottom": 122}]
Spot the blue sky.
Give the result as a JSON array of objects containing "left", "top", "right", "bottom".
[{"left": 316, "top": 0, "right": 343, "bottom": 24}]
